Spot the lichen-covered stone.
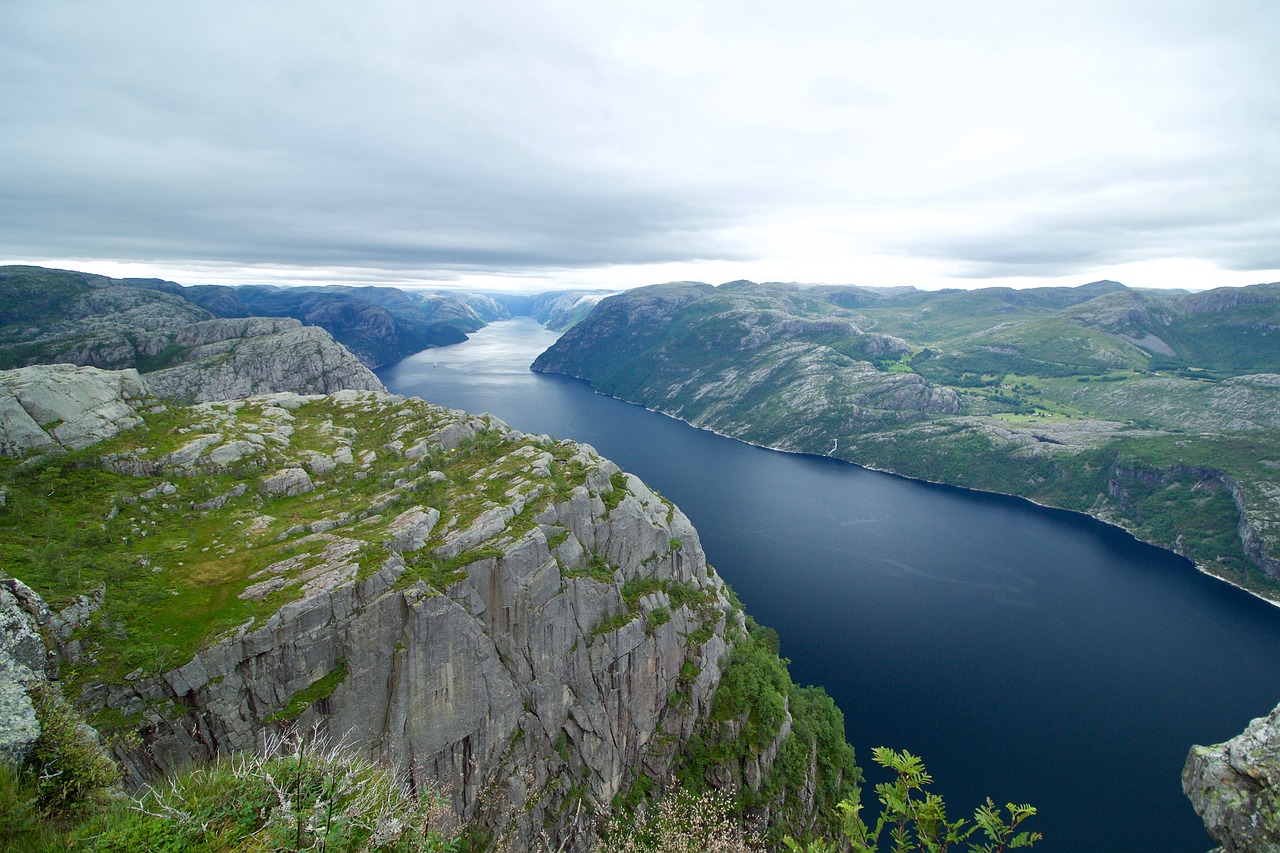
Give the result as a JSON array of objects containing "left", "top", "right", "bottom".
[
  {"left": 0, "top": 578, "right": 53, "bottom": 764},
  {"left": 259, "top": 467, "right": 314, "bottom": 497},
  {"left": 1185, "top": 703, "right": 1280, "bottom": 852},
  {"left": 13, "top": 391, "right": 743, "bottom": 850},
  {"left": 0, "top": 364, "right": 151, "bottom": 455}
]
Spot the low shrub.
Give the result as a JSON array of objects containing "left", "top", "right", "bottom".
[{"left": 70, "top": 729, "right": 460, "bottom": 852}]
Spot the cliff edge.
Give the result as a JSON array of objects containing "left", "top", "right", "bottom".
[
  {"left": 1185, "top": 704, "right": 1280, "bottom": 853},
  {"left": 0, "top": 365, "right": 855, "bottom": 849}
]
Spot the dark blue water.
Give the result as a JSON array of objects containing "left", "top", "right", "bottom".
[{"left": 380, "top": 318, "right": 1280, "bottom": 852}]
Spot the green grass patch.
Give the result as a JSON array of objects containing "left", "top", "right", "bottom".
[
  {"left": 600, "top": 471, "right": 629, "bottom": 513},
  {"left": 644, "top": 608, "right": 671, "bottom": 634},
  {"left": 398, "top": 546, "right": 503, "bottom": 592},
  {"left": 263, "top": 659, "right": 349, "bottom": 725}
]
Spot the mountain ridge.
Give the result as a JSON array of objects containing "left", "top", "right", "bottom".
[{"left": 534, "top": 279, "right": 1280, "bottom": 603}]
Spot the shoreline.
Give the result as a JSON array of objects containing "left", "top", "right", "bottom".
[{"left": 535, "top": 366, "right": 1280, "bottom": 611}]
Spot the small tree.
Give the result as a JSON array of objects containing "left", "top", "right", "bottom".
[{"left": 785, "top": 747, "right": 1041, "bottom": 853}]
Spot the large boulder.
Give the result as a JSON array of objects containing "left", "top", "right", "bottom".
[
  {"left": 1185, "top": 703, "right": 1280, "bottom": 852},
  {"left": 0, "top": 364, "right": 151, "bottom": 455},
  {"left": 0, "top": 578, "right": 54, "bottom": 765}
]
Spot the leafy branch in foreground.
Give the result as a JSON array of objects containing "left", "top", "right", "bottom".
[{"left": 784, "top": 747, "right": 1041, "bottom": 853}]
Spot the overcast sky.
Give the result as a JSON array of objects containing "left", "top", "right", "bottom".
[{"left": 2, "top": 1, "right": 1277, "bottom": 292}]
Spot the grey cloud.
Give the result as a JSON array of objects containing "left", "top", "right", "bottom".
[
  {"left": 2, "top": 1, "right": 1279, "bottom": 287},
  {"left": 0, "top": 3, "right": 752, "bottom": 274}
]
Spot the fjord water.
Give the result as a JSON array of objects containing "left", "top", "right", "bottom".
[{"left": 380, "top": 318, "right": 1280, "bottom": 852}]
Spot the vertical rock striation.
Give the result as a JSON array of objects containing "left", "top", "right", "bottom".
[
  {"left": 0, "top": 365, "right": 853, "bottom": 848},
  {"left": 0, "top": 368, "right": 737, "bottom": 849}
]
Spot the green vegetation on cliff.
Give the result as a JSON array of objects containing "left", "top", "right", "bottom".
[{"left": 1, "top": 372, "right": 864, "bottom": 849}]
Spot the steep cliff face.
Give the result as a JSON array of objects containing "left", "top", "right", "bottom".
[
  {"left": 0, "top": 365, "right": 862, "bottom": 849},
  {"left": 529, "top": 290, "right": 615, "bottom": 331},
  {"left": 1185, "top": 703, "right": 1280, "bottom": 852},
  {"left": 98, "top": 394, "right": 733, "bottom": 849},
  {"left": 140, "top": 320, "right": 385, "bottom": 402}
]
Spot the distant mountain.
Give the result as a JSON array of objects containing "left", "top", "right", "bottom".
[
  {"left": 185, "top": 284, "right": 493, "bottom": 368},
  {"left": 0, "top": 266, "right": 383, "bottom": 401},
  {"left": 528, "top": 290, "right": 616, "bottom": 331},
  {"left": 534, "top": 279, "right": 1280, "bottom": 601},
  {"left": 533, "top": 281, "right": 958, "bottom": 446}
]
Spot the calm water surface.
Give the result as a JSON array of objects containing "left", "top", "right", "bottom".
[{"left": 380, "top": 318, "right": 1280, "bottom": 852}]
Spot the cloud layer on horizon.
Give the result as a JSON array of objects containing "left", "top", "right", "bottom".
[{"left": 2, "top": 1, "right": 1277, "bottom": 290}]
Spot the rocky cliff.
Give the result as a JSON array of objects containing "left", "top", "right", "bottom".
[
  {"left": 1185, "top": 703, "right": 1280, "bottom": 852},
  {"left": 0, "top": 577, "right": 57, "bottom": 765},
  {"left": 529, "top": 290, "right": 615, "bottom": 331},
  {"left": 0, "top": 364, "right": 855, "bottom": 849},
  {"left": 0, "top": 266, "right": 385, "bottom": 401}
]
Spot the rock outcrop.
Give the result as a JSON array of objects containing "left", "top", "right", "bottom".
[
  {"left": 0, "top": 578, "right": 55, "bottom": 764},
  {"left": 1, "top": 369, "right": 826, "bottom": 849},
  {"left": 0, "top": 363, "right": 154, "bottom": 455},
  {"left": 94, "top": 394, "right": 735, "bottom": 849},
  {"left": 140, "top": 321, "right": 385, "bottom": 402},
  {"left": 189, "top": 284, "right": 492, "bottom": 368},
  {"left": 1185, "top": 703, "right": 1280, "bottom": 852}
]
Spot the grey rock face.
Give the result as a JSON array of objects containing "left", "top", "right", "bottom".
[
  {"left": 0, "top": 267, "right": 385, "bottom": 402},
  {"left": 71, "top": 393, "right": 737, "bottom": 850},
  {"left": 1185, "top": 703, "right": 1280, "bottom": 852},
  {"left": 0, "top": 578, "right": 54, "bottom": 764},
  {"left": 0, "top": 364, "right": 152, "bottom": 455},
  {"left": 141, "top": 324, "right": 384, "bottom": 402},
  {"left": 258, "top": 467, "right": 315, "bottom": 497}
]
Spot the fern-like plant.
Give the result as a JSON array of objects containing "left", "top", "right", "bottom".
[{"left": 785, "top": 747, "right": 1040, "bottom": 853}]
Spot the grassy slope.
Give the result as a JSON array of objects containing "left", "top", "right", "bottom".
[{"left": 0, "top": 394, "right": 598, "bottom": 699}]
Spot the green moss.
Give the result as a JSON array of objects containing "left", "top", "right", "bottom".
[
  {"left": 601, "top": 471, "right": 629, "bottom": 513},
  {"left": 23, "top": 684, "right": 120, "bottom": 815},
  {"left": 562, "top": 550, "right": 614, "bottom": 583},
  {"left": 667, "top": 622, "right": 860, "bottom": 846},
  {"left": 591, "top": 611, "right": 637, "bottom": 637},
  {"left": 398, "top": 546, "right": 503, "bottom": 592},
  {"left": 263, "top": 659, "right": 349, "bottom": 725}
]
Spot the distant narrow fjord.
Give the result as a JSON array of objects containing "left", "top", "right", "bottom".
[{"left": 380, "top": 317, "right": 1280, "bottom": 852}]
